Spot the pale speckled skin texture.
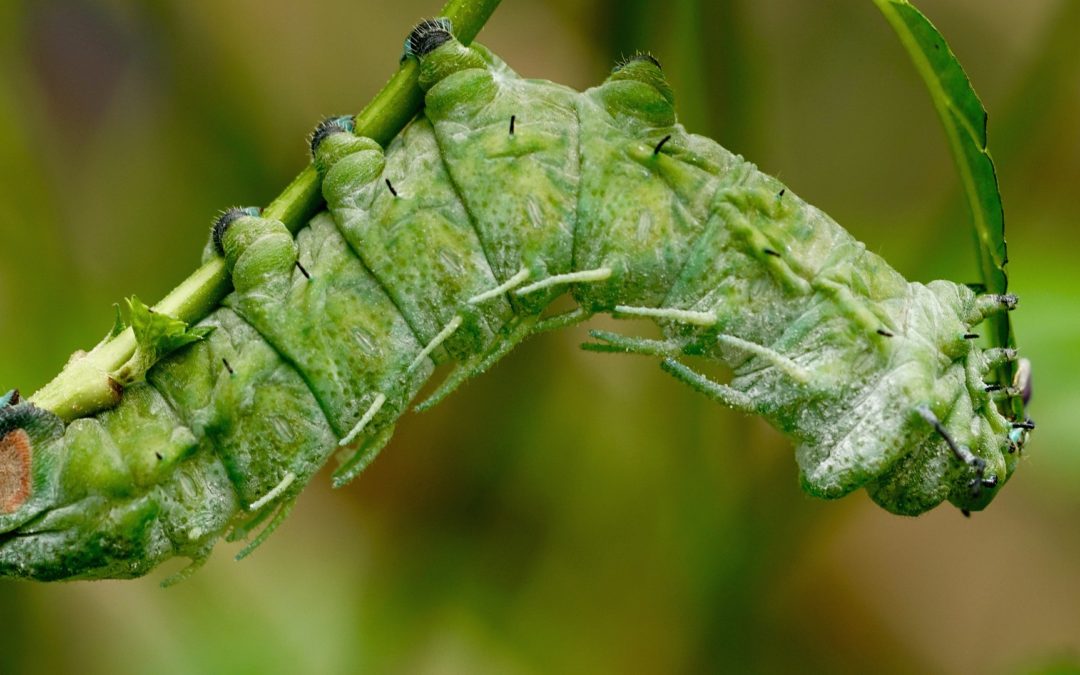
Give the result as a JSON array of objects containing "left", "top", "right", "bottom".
[{"left": 0, "top": 36, "right": 1023, "bottom": 582}]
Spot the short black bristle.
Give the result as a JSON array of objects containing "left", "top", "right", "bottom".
[
  {"left": 309, "top": 116, "right": 354, "bottom": 157},
  {"left": 405, "top": 18, "right": 454, "bottom": 58}
]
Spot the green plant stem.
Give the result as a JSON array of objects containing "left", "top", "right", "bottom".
[
  {"left": 872, "top": 0, "right": 1018, "bottom": 419},
  {"left": 30, "top": 0, "right": 503, "bottom": 422}
]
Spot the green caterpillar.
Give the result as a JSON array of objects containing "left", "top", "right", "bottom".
[{"left": 0, "top": 18, "right": 1030, "bottom": 583}]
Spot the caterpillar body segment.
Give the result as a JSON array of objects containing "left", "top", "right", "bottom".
[
  {"left": 420, "top": 42, "right": 581, "bottom": 315},
  {"left": 320, "top": 118, "right": 510, "bottom": 363},
  {"left": 0, "top": 23, "right": 1027, "bottom": 582},
  {"left": 573, "top": 57, "right": 743, "bottom": 314}
]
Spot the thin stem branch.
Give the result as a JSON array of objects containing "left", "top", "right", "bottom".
[{"left": 31, "top": 0, "right": 503, "bottom": 421}]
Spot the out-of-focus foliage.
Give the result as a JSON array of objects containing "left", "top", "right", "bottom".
[{"left": 0, "top": 0, "right": 1077, "bottom": 673}]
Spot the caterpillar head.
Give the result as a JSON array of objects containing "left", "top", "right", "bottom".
[{"left": 864, "top": 290, "right": 1031, "bottom": 516}]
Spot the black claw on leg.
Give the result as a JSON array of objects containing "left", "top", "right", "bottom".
[{"left": 992, "top": 293, "right": 1019, "bottom": 311}]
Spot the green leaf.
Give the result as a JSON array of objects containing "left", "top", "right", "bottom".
[
  {"left": 108, "top": 303, "right": 127, "bottom": 339},
  {"left": 873, "top": 0, "right": 1018, "bottom": 415},
  {"left": 113, "top": 297, "right": 212, "bottom": 385}
]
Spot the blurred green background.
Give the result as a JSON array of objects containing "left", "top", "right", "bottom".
[{"left": 1, "top": 1, "right": 1078, "bottom": 673}]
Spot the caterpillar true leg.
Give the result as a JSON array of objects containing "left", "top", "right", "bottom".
[{"left": 974, "top": 293, "right": 1019, "bottom": 318}]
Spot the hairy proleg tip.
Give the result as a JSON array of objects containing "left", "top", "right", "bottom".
[
  {"left": 405, "top": 18, "right": 454, "bottom": 58},
  {"left": 614, "top": 51, "right": 662, "bottom": 72},
  {"left": 0, "top": 429, "right": 32, "bottom": 514},
  {"left": 212, "top": 206, "right": 261, "bottom": 256},
  {"left": 309, "top": 115, "right": 355, "bottom": 158}
]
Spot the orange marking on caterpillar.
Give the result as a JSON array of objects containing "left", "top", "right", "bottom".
[{"left": 0, "top": 429, "right": 32, "bottom": 513}]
